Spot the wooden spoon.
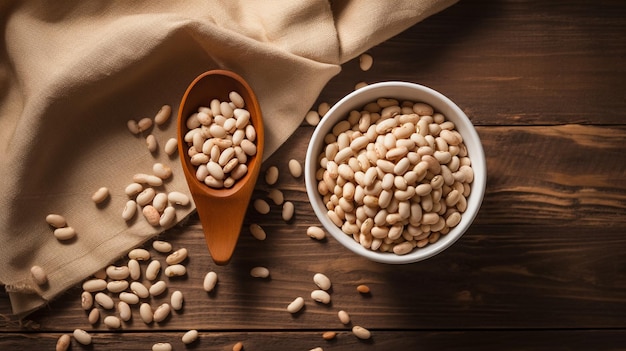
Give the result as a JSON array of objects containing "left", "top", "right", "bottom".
[{"left": 177, "top": 70, "right": 264, "bottom": 265}]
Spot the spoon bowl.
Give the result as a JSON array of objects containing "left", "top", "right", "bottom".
[{"left": 177, "top": 70, "right": 264, "bottom": 265}]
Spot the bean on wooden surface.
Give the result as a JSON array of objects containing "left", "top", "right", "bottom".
[
  {"left": 203, "top": 271, "right": 218, "bottom": 292},
  {"left": 182, "top": 329, "right": 199, "bottom": 344},
  {"left": 250, "top": 266, "right": 270, "bottom": 278},
  {"left": 73, "top": 329, "right": 92, "bottom": 345},
  {"left": 55, "top": 334, "right": 70, "bottom": 351},
  {"left": 287, "top": 296, "right": 305, "bottom": 314}
]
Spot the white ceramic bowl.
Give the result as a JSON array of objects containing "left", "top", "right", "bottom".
[{"left": 304, "top": 82, "right": 486, "bottom": 264}]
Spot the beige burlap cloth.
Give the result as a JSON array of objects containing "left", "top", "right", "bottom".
[{"left": 0, "top": 0, "right": 456, "bottom": 316}]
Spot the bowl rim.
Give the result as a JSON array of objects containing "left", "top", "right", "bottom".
[{"left": 304, "top": 81, "right": 486, "bottom": 264}]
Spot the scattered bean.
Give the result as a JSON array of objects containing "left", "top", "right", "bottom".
[
  {"left": 128, "top": 259, "right": 141, "bottom": 280},
  {"left": 305, "top": 110, "right": 321, "bottom": 126},
  {"left": 95, "top": 292, "right": 114, "bottom": 309},
  {"left": 106, "top": 265, "right": 130, "bottom": 280},
  {"left": 30, "top": 265, "right": 47, "bottom": 285},
  {"left": 82, "top": 279, "right": 107, "bottom": 292},
  {"left": 104, "top": 315, "right": 122, "bottom": 329},
  {"left": 149, "top": 280, "right": 167, "bottom": 296},
  {"left": 288, "top": 159, "right": 302, "bottom": 178},
  {"left": 152, "top": 240, "right": 173, "bottom": 253},
  {"left": 265, "top": 166, "right": 279, "bottom": 185},
  {"left": 250, "top": 266, "right": 270, "bottom": 278},
  {"left": 318, "top": 102, "right": 330, "bottom": 117},
  {"left": 137, "top": 117, "right": 153, "bottom": 133},
  {"left": 154, "top": 104, "right": 172, "bottom": 126},
  {"left": 164, "top": 264, "right": 186, "bottom": 277},
  {"left": 267, "top": 188, "right": 284, "bottom": 205},
  {"left": 142, "top": 205, "right": 161, "bottom": 226},
  {"left": 152, "top": 343, "right": 172, "bottom": 351},
  {"left": 253, "top": 198, "right": 270, "bottom": 214},
  {"left": 171, "top": 290, "right": 184, "bottom": 310},
  {"left": 125, "top": 182, "right": 143, "bottom": 197},
  {"left": 56, "top": 334, "right": 71, "bottom": 351},
  {"left": 122, "top": 200, "right": 138, "bottom": 221},
  {"left": 107, "top": 280, "right": 129, "bottom": 293},
  {"left": 313, "top": 273, "right": 331, "bottom": 291},
  {"left": 119, "top": 301, "right": 132, "bottom": 321},
  {"left": 153, "top": 303, "right": 171, "bottom": 323},
  {"left": 166, "top": 248, "right": 188, "bottom": 265},
  {"left": 233, "top": 341, "right": 244, "bottom": 351},
  {"left": 352, "top": 326, "right": 371, "bottom": 340},
  {"left": 168, "top": 191, "right": 190, "bottom": 206},
  {"left": 88, "top": 307, "right": 99, "bottom": 324},
  {"left": 249, "top": 223, "right": 266, "bottom": 240},
  {"left": 322, "top": 331, "right": 337, "bottom": 340},
  {"left": 140, "top": 303, "right": 153, "bottom": 323},
  {"left": 287, "top": 296, "right": 305, "bottom": 314},
  {"left": 159, "top": 206, "right": 176, "bottom": 227},
  {"left": 81, "top": 291, "right": 93, "bottom": 310},
  {"left": 357, "top": 284, "right": 371, "bottom": 294},
  {"left": 182, "top": 329, "right": 199, "bottom": 344},
  {"left": 131, "top": 281, "right": 150, "bottom": 298},
  {"left": 203, "top": 271, "right": 218, "bottom": 292},
  {"left": 359, "top": 53, "right": 373, "bottom": 71},
  {"left": 119, "top": 292, "right": 140, "bottom": 305},
  {"left": 73, "top": 329, "right": 92, "bottom": 345},
  {"left": 307, "top": 226, "right": 326, "bottom": 240},
  {"left": 338, "top": 310, "right": 351, "bottom": 324},
  {"left": 164, "top": 138, "right": 178, "bottom": 155},
  {"left": 140, "top": 259, "right": 158, "bottom": 280},
  {"left": 311, "top": 290, "right": 331, "bottom": 304},
  {"left": 146, "top": 134, "right": 158, "bottom": 152},
  {"left": 91, "top": 186, "right": 109, "bottom": 204},
  {"left": 127, "top": 119, "right": 140, "bottom": 134},
  {"left": 129, "top": 248, "right": 150, "bottom": 261},
  {"left": 53, "top": 226, "right": 76, "bottom": 241},
  {"left": 282, "top": 201, "right": 295, "bottom": 221},
  {"left": 45, "top": 214, "right": 66, "bottom": 228}
]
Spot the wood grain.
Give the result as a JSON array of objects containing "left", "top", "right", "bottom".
[
  {"left": 2, "top": 0, "right": 626, "bottom": 349},
  {"left": 2, "top": 330, "right": 626, "bottom": 351}
]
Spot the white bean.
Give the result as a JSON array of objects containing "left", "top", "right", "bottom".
[
  {"left": 167, "top": 191, "right": 190, "bottom": 206},
  {"left": 45, "top": 214, "right": 66, "bottom": 228},
  {"left": 119, "top": 301, "right": 132, "bottom": 321},
  {"left": 128, "top": 259, "right": 141, "bottom": 280},
  {"left": 282, "top": 201, "right": 294, "bottom": 222},
  {"left": 56, "top": 334, "right": 71, "bottom": 351},
  {"left": 104, "top": 315, "right": 121, "bottom": 329},
  {"left": 352, "top": 326, "right": 372, "bottom": 340},
  {"left": 73, "top": 329, "right": 92, "bottom": 345},
  {"left": 154, "top": 104, "right": 171, "bottom": 126},
  {"left": 250, "top": 266, "right": 270, "bottom": 278},
  {"left": 166, "top": 248, "right": 188, "bottom": 265},
  {"left": 164, "top": 264, "right": 186, "bottom": 277},
  {"left": 249, "top": 223, "right": 266, "bottom": 240},
  {"left": 171, "top": 290, "right": 184, "bottom": 310},
  {"left": 153, "top": 303, "right": 171, "bottom": 323},
  {"left": 119, "top": 292, "right": 140, "bottom": 305},
  {"left": 145, "top": 260, "right": 161, "bottom": 281},
  {"left": 82, "top": 279, "right": 107, "bottom": 292},
  {"left": 253, "top": 199, "right": 270, "bottom": 214},
  {"left": 313, "top": 273, "right": 331, "bottom": 291},
  {"left": 140, "top": 303, "right": 153, "bottom": 323},
  {"left": 288, "top": 159, "right": 302, "bottom": 178},
  {"left": 182, "top": 329, "right": 199, "bottom": 344},
  {"left": 164, "top": 138, "right": 178, "bottom": 155},
  {"left": 30, "top": 265, "right": 47, "bottom": 285},
  {"left": 287, "top": 297, "right": 304, "bottom": 314},
  {"left": 122, "top": 200, "right": 138, "bottom": 221},
  {"left": 91, "top": 187, "right": 109, "bottom": 204},
  {"left": 142, "top": 205, "right": 161, "bottom": 226},
  {"left": 149, "top": 280, "right": 167, "bottom": 296},
  {"left": 81, "top": 291, "right": 93, "bottom": 310},
  {"left": 311, "top": 290, "right": 331, "bottom": 304},
  {"left": 130, "top": 281, "right": 150, "bottom": 298},
  {"left": 159, "top": 206, "right": 176, "bottom": 227},
  {"left": 146, "top": 134, "right": 158, "bottom": 152},
  {"left": 307, "top": 226, "right": 326, "bottom": 240},
  {"left": 152, "top": 240, "right": 172, "bottom": 253},
  {"left": 152, "top": 343, "right": 172, "bottom": 351},
  {"left": 107, "top": 280, "right": 129, "bottom": 293},
  {"left": 359, "top": 53, "right": 373, "bottom": 71},
  {"left": 203, "top": 271, "right": 218, "bottom": 292},
  {"left": 95, "top": 292, "right": 114, "bottom": 309},
  {"left": 53, "top": 226, "right": 76, "bottom": 241},
  {"left": 88, "top": 308, "right": 99, "bottom": 325}
]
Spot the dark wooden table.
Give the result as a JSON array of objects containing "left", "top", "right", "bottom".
[{"left": 2, "top": 0, "right": 625, "bottom": 349}]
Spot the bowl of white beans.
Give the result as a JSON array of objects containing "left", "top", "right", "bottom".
[{"left": 304, "top": 82, "right": 486, "bottom": 264}]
